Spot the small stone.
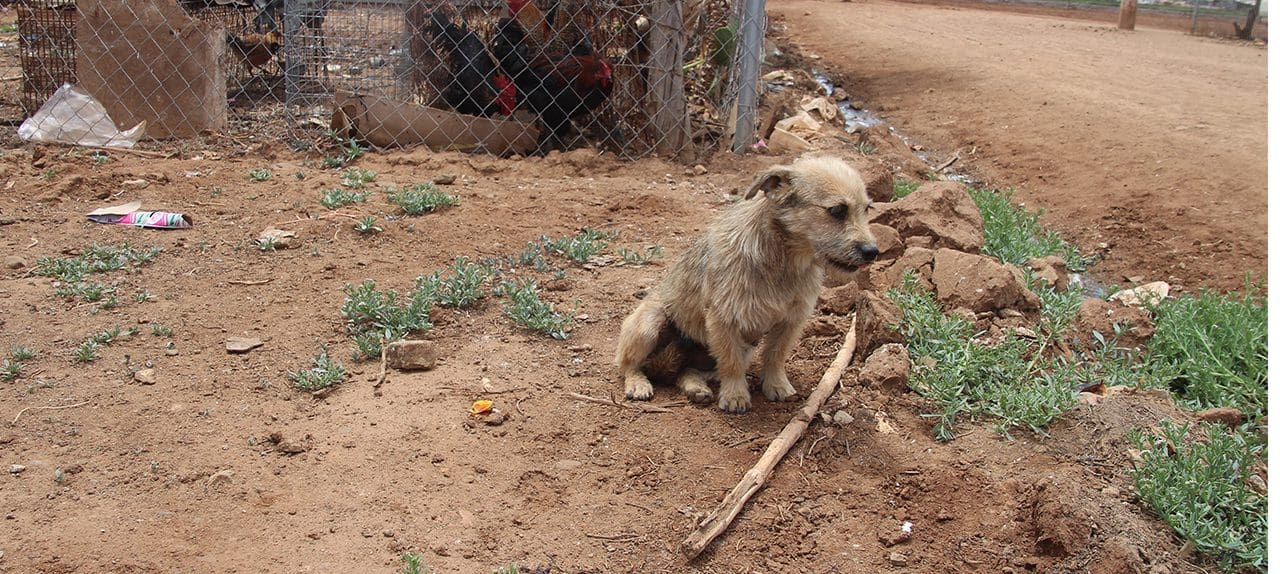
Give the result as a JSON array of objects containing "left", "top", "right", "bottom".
[
  {"left": 225, "top": 337, "right": 265, "bottom": 354},
  {"left": 692, "top": 164, "right": 707, "bottom": 176},
  {"left": 8, "top": 464, "right": 26, "bottom": 475},
  {"left": 1196, "top": 407, "right": 1246, "bottom": 428},
  {"left": 432, "top": 174, "right": 457, "bottom": 185},
  {"left": 277, "top": 440, "right": 307, "bottom": 454},
  {"left": 133, "top": 368, "right": 156, "bottom": 385},
  {"left": 382, "top": 529, "right": 395, "bottom": 538},
  {"left": 553, "top": 459, "right": 583, "bottom": 471},
  {"left": 206, "top": 469, "right": 234, "bottom": 487},
  {"left": 1109, "top": 281, "right": 1171, "bottom": 307},
  {"left": 164, "top": 349, "right": 179, "bottom": 356},
  {"left": 889, "top": 551, "right": 908, "bottom": 567},
  {"left": 851, "top": 100, "right": 866, "bottom": 110},
  {"left": 832, "top": 410, "right": 855, "bottom": 426},
  {"left": 832, "top": 87, "right": 849, "bottom": 101},
  {"left": 3, "top": 256, "right": 26, "bottom": 270},
  {"left": 121, "top": 178, "right": 150, "bottom": 189},
  {"left": 385, "top": 340, "right": 438, "bottom": 371}
]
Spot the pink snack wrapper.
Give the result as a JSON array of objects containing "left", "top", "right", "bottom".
[{"left": 88, "top": 210, "right": 192, "bottom": 229}]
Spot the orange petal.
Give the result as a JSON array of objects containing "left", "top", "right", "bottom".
[{"left": 470, "top": 400, "right": 494, "bottom": 415}]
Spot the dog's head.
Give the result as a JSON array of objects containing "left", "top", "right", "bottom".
[{"left": 744, "top": 156, "right": 879, "bottom": 271}]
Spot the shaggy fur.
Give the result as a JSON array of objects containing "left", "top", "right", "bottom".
[{"left": 615, "top": 156, "right": 879, "bottom": 413}]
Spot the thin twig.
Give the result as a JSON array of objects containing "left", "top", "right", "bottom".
[
  {"left": 12, "top": 401, "right": 90, "bottom": 425},
  {"left": 585, "top": 532, "right": 640, "bottom": 541},
  {"left": 227, "top": 279, "right": 272, "bottom": 286},
  {"left": 568, "top": 392, "right": 675, "bottom": 413},
  {"left": 624, "top": 501, "right": 657, "bottom": 514},
  {"left": 681, "top": 315, "right": 859, "bottom": 560},
  {"left": 373, "top": 345, "right": 388, "bottom": 388}
]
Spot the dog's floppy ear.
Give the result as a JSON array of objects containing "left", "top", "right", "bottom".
[{"left": 743, "top": 166, "right": 795, "bottom": 200}]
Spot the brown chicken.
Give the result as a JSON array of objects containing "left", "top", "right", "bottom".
[{"left": 227, "top": 31, "right": 281, "bottom": 74}]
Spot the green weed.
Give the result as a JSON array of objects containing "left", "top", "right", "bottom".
[
  {"left": 35, "top": 244, "right": 160, "bottom": 304},
  {"left": 1144, "top": 285, "right": 1267, "bottom": 418},
  {"left": 1129, "top": 420, "right": 1266, "bottom": 572},
  {"left": 969, "top": 188, "right": 1088, "bottom": 271},
  {"left": 401, "top": 553, "right": 427, "bottom": 574},
  {"left": 320, "top": 187, "right": 371, "bottom": 209},
  {"left": 543, "top": 228, "right": 617, "bottom": 263},
  {"left": 388, "top": 183, "right": 459, "bottom": 215},
  {"left": 497, "top": 279, "right": 576, "bottom": 340},
  {"left": 618, "top": 245, "right": 663, "bottom": 265},
  {"left": 340, "top": 167, "right": 377, "bottom": 188},
  {"left": 288, "top": 348, "right": 345, "bottom": 391},
  {"left": 891, "top": 179, "right": 919, "bottom": 200},
  {"left": 89, "top": 151, "right": 109, "bottom": 165},
  {"left": 429, "top": 257, "right": 495, "bottom": 308},
  {"left": 248, "top": 168, "right": 272, "bottom": 182},
  {"left": 340, "top": 279, "right": 435, "bottom": 360},
  {"left": 150, "top": 324, "right": 173, "bottom": 337},
  {"left": 353, "top": 216, "right": 383, "bottom": 235}
]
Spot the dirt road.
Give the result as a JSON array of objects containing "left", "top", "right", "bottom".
[{"left": 773, "top": 0, "right": 1268, "bottom": 292}]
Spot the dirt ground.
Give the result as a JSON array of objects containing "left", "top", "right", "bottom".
[
  {"left": 0, "top": 2, "right": 1265, "bottom": 573},
  {"left": 774, "top": 0, "right": 1268, "bottom": 293}
]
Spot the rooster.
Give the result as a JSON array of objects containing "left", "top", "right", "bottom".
[
  {"left": 425, "top": 11, "right": 515, "bottom": 117},
  {"left": 490, "top": 7, "right": 614, "bottom": 148},
  {"left": 227, "top": 30, "right": 281, "bottom": 74},
  {"left": 419, "top": 1, "right": 613, "bottom": 149}
]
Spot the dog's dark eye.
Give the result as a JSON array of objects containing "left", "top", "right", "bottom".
[{"left": 827, "top": 204, "right": 848, "bottom": 220}]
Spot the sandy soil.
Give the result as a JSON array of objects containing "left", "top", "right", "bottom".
[
  {"left": 0, "top": 1, "right": 1263, "bottom": 573},
  {"left": 773, "top": 0, "right": 1267, "bottom": 292}
]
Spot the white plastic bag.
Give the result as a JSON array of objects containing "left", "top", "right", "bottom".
[{"left": 17, "top": 84, "right": 146, "bottom": 148}]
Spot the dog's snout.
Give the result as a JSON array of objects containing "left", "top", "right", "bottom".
[{"left": 858, "top": 244, "right": 880, "bottom": 261}]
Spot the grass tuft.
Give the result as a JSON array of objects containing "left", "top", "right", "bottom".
[
  {"left": 968, "top": 188, "right": 1088, "bottom": 271},
  {"left": 496, "top": 279, "right": 576, "bottom": 340},
  {"left": 340, "top": 280, "right": 435, "bottom": 360},
  {"left": 1144, "top": 285, "right": 1267, "bottom": 418},
  {"left": 320, "top": 187, "right": 371, "bottom": 209},
  {"left": 1129, "top": 420, "right": 1266, "bottom": 572},
  {"left": 289, "top": 348, "right": 345, "bottom": 391},
  {"left": 388, "top": 183, "right": 458, "bottom": 215}
]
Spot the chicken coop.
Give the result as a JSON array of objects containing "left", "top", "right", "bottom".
[{"left": 15, "top": 0, "right": 754, "bottom": 157}]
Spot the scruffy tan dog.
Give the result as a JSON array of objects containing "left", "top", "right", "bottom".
[{"left": 615, "top": 156, "right": 879, "bottom": 413}]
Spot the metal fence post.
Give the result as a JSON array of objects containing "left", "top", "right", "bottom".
[
  {"left": 732, "top": 0, "right": 766, "bottom": 153},
  {"left": 1190, "top": 0, "right": 1201, "bottom": 34}
]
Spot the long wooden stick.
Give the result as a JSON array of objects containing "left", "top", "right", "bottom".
[{"left": 681, "top": 315, "right": 859, "bottom": 560}]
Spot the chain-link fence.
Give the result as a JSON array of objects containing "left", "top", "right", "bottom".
[{"left": 12, "top": 0, "right": 766, "bottom": 158}]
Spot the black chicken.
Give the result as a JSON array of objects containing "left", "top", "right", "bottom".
[{"left": 426, "top": 11, "right": 513, "bottom": 118}]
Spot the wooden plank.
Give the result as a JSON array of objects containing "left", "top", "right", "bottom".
[{"left": 333, "top": 90, "right": 539, "bottom": 155}]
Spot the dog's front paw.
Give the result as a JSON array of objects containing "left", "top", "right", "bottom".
[
  {"left": 718, "top": 391, "right": 752, "bottom": 413},
  {"left": 624, "top": 375, "right": 654, "bottom": 401},
  {"left": 762, "top": 376, "right": 796, "bottom": 402}
]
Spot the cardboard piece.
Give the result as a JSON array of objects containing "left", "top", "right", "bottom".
[
  {"left": 332, "top": 91, "right": 539, "bottom": 156},
  {"left": 76, "top": 0, "right": 227, "bottom": 139}
]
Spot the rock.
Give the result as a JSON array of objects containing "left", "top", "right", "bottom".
[
  {"left": 832, "top": 87, "right": 849, "bottom": 101},
  {"left": 803, "top": 315, "right": 845, "bottom": 338},
  {"left": 1073, "top": 298, "right": 1155, "bottom": 348},
  {"left": 855, "top": 291, "right": 906, "bottom": 360},
  {"left": 860, "top": 164, "right": 895, "bottom": 203},
  {"left": 858, "top": 343, "right": 910, "bottom": 393},
  {"left": 1027, "top": 256, "right": 1069, "bottom": 292},
  {"left": 857, "top": 125, "right": 932, "bottom": 176},
  {"left": 832, "top": 410, "right": 855, "bottom": 426},
  {"left": 1109, "top": 281, "right": 1171, "bottom": 307},
  {"left": 870, "top": 223, "right": 903, "bottom": 259},
  {"left": 873, "top": 181, "right": 984, "bottom": 252},
  {"left": 432, "top": 174, "right": 457, "bottom": 185},
  {"left": 2, "top": 256, "right": 26, "bottom": 270},
  {"left": 256, "top": 228, "right": 298, "bottom": 249},
  {"left": 819, "top": 282, "right": 862, "bottom": 315},
  {"left": 902, "top": 235, "right": 934, "bottom": 249},
  {"left": 932, "top": 248, "right": 1042, "bottom": 314},
  {"left": 553, "top": 459, "right": 583, "bottom": 471},
  {"left": 385, "top": 340, "right": 438, "bottom": 371},
  {"left": 767, "top": 127, "right": 812, "bottom": 154},
  {"left": 876, "top": 246, "right": 936, "bottom": 292},
  {"left": 225, "top": 337, "right": 265, "bottom": 354},
  {"left": 206, "top": 469, "right": 234, "bottom": 487},
  {"left": 888, "top": 551, "right": 908, "bottom": 567},
  {"left": 691, "top": 164, "right": 707, "bottom": 176},
  {"left": 121, "top": 178, "right": 149, "bottom": 189},
  {"left": 8, "top": 464, "right": 26, "bottom": 475},
  {"left": 277, "top": 440, "right": 307, "bottom": 454},
  {"left": 1197, "top": 407, "right": 1245, "bottom": 427},
  {"left": 800, "top": 96, "right": 839, "bottom": 122},
  {"left": 133, "top": 368, "right": 156, "bottom": 385}
]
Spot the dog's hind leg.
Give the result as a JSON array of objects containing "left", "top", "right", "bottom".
[
  {"left": 676, "top": 370, "right": 715, "bottom": 403},
  {"left": 615, "top": 300, "right": 666, "bottom": 400}
]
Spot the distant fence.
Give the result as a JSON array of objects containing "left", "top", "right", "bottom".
[
  {"left": 14, "top": 0, "right": 767, "bottom": 158},
  {"left": 896, "top": 0, "right": 1267, "bottom": 39}
]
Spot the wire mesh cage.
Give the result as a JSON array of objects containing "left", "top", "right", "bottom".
[{"left": 14, "top": 0, "right": 756, "bottom": 158}]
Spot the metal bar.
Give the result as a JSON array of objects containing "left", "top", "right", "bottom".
[{"left": 732, "top": 0, "right": 765, "bottom": 153}]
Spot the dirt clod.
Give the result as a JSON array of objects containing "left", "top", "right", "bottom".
[
  {"left": 133, "top": 368, "right": 156, "bottom": 385},
  {"left": 858, "top": 343, "right": 910, "bottom": 393},
  {"left": 1196, "top": 407, "right": 1245, "bottom": 428},
  {"left": 872, "top": 181, "right": 984, "bottom": 252},
  {"left": 854, "top": 291, "right": 906, "bottom": 360},
  {"left": 933, "top": 248, "right": 1041, "bottom": 314},
  {"left": 225, "top": 337, "right": 264, "bottom": 354}
]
